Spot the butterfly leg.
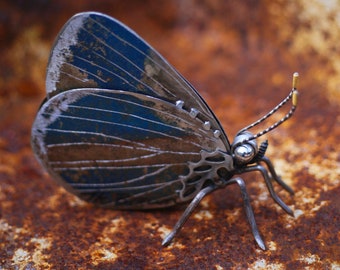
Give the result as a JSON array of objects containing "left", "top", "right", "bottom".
[
  {"left": 225, "top": 177, "right": 266, "bottom": 250},
  {"left": 242, "top": 165, "right": 294, "bottom": 216},
  {"left": 162, "top": 185, "right": 217, "bottom": 246},
  {"left": 260, "top": 156, "right": 294, "bottom": 195}
]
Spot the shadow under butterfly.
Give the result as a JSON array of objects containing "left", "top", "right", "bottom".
[{"left": 31, "top": 12, "right": 300, "bottom": 250}]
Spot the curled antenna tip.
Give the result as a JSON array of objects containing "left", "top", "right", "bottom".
[
  {"left": 292, "top": 90, "right": 298, "bottom": 106},
  {"left": 292, "top": 72, "right": 299, "bottom": 89}
]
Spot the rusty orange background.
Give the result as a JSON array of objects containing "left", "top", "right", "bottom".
[{"left": 0, "top": 0, "right": 339, "bottom": 269}]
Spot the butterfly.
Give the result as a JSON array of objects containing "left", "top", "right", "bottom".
[{"left": 31, "top": 12, "right": 299, "bottom": 250}]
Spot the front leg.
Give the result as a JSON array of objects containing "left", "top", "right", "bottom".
[
  {"left": 242, "top": 164, "right": 294, "bottom": 216},
  {"left": 260, "top": 156, "right": 294, "bottom": 195}
]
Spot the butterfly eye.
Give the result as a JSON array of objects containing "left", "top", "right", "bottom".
[
  {"left": 231, "top": 131, "right": 258, "bottom": 164},
  {"left": 233, "top": 143, "right": 256, "bottom": 164}
]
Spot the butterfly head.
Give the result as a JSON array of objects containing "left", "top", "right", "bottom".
[
  {"left": 231, "top": 72, "right": 299, "bottom": 166},
  {"left": 231, "top": 131, "right": 261, "bottom": 165}
]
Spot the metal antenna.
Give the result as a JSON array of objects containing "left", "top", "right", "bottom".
[{"left": 238, "top": 72, "right": 299, "bottom": 142}]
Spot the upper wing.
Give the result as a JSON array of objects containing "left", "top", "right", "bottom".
[
  {"left": 32, "top": 89, "right": 227, "bottom": 208},
  {"left": 46, "top": 12, "right": 230, "bottom": 149}
]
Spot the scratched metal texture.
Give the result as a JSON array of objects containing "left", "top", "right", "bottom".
[{"left": 0, "top": 0, "right": 339, "bottom": 269}]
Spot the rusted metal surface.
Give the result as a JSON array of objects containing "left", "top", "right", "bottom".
[{"left": 0, "top": 0, "right": 339, "bottom": 269}]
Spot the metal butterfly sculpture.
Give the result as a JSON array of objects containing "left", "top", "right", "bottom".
[{"left": 31, "top": 12, "right": 299, "bottom": 250}]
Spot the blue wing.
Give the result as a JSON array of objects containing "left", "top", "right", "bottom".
[
  {"left": 46, "top": 12, "right": 230, "bottom": 149},
  {"left": 32, "top": 89, "right": 228, "bottom": 208}
]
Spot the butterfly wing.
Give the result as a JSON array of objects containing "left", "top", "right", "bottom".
[
  {"left": 32, "top": 89, "right": 228, "bottom": 208},
  {"left": 46, "top": 12, "right": 230, "bottom": 149},
  {"left": 32, "top": 12, "right": 233, "bottom": 208}
]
